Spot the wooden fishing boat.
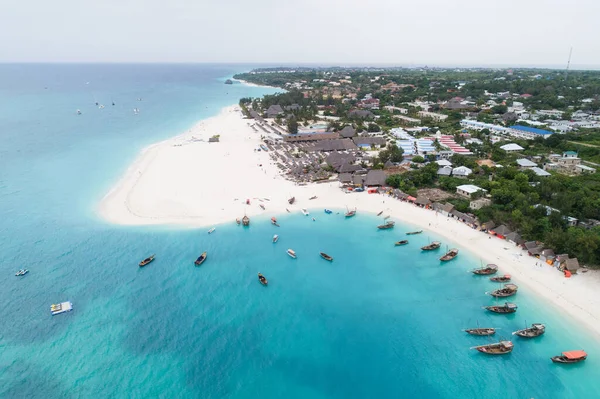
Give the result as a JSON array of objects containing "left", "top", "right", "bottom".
[
  {"left": 513, "top": 323, "right": 545, "bottom": 338},
  {"left": 406, "top": 230, "right": 423, "bottom": 235},
  {"left": 439, "top": 248, "right": 459, "bottom": 262},
  {"left": 288, "top": 197, "right": 295, "bottom": 205},
  {"left": 551, "top": 350, "right": 587, "bottom": 364},
  {"left": 320, "top": 252, "right": 333, "bottom": 261},
  {"left": 236, "top": 218, "right": 241, "bottom": 225},
  {"left": 258, "top": 273, "right": 268, "bottom": 286},
  {"left": 489, "top": 283, "right": 518, "bottom": 298},
  {"left": 272, "top": 234, "right": 279, "bottom": 243},
  {"left": 259, "top": 204, "right": 265, "bottom": 210},
  {"left": 377, "top": 221, "right": 395, "bottom": 230},
  {"left": 484, "top": 302, "right": 518, "bottom": 314},
  {"left": 194, "top": 252, "right": 207, "bottom": 266},
  {"left": 309, "top": 196, "right": 317, "bottom": 200},
  {"left": 377, "top": 211, "right": 383, "bottom": 216},
  {"left": 287, "top": 249, "right": 297, "bottom": 259},
  {"left": 421, "top": 241, "right": 441, "bottom": 251},
  {"left": 472, "top": 264, "right": 498, "bottom": 275},
  {"left": 139, "top": 255, "right": 155, "bottom": 267},
  {"left": 324, "top": 209, "right": 332, "bottom": 214},
  {"left": 208, "top": 227, "right": 215, "bottom": 234},
  {"left": 395, "top": 240, "right": 409, "bottom": 246},
  {"left": 286, "top": 208, "right": 291, "bottom": 213},
  {"left": 271, "top": 217, "right": 279, "bottom": 227},
  {"left": 471, "top": 340, "right": 514, "bottom": 355},
  {"left": 345, "top": 208, "right": 356, "bottom": 218},
  {"left": 463, "top": 327, "right": 496, "bottom": 336},
  {"left": 490, "top": 274, "right": 511, "bottom": 283},
  {"left": 242, "top": 215, "right": 250, "bottom": 226}
]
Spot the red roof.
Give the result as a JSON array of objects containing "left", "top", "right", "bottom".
[
  {"left": 407, "top": 196, "right": 416, "bottom": 201},
  {"left": 563, "top": 350, "right": 587, "bottom": 359}
]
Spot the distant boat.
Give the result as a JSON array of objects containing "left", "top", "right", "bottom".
[
  {"left": 51, "top": 301, "right": 73, "bottom": 316},
  {"left": 76, "top": 109, "right": 82, "bottom": 115},
  {"left": 15, "top": 269, "right": 29, "bottom": 276},
  {"left": 471, "top": 341, "right": 514, "bottom": 355},
  {"left": 394, "top": 240, "right": 409, "bottom": 246},
  {"left": 139, "top": 255, "right": 155, "bottom": 267},
  {"left": 286, "top": 208, "right": 291, "bottom": 213},
  {"left": 551, "top": 350, "right": 587, "bottom": 364},
  {"left": 472, "top": 264, "right": 498, "bottom": 275},
  {"left": 260, "top": 144, "right": 268, "bottom": 152},
  {"left": 288, "top": 197, "right": 296, "bottom": 205},
  {"left": 195, "top": 252, "right": 207, "bottom": 266},
  {"left": 225, "top": 79, "right": 233, "bottom": 85},
  {"left": 377, "top": 211, "right": 383, "bottom": 216},
  {"left": 421, "top": 241, "right": 441, "bottom": 251},
  {"left": 488, "top": 284, "right": 518, "bottom": 298},
  {"left": 513, "top": 323, "right": 545, "bottom": 338},
  {"left": 242, "top": 216, "right": 250, "bottom": 226},
  {"left": 345, "top": 207, "right": 356, "bottom": 218},
  {"left": 259, "top": 204, "right": 265, "bottom": 210},
  {"left": 309, "top": 196, "right": 317, "bottom": 200},
  {"left": 484, "top": 302, "right": 518, "bottom": 314},
  {"left": 490, "top": 274, "right": 511, "bottom": 283},
  {"left": 99, "top": 104, "right": 105, "bottom": 109},
  {"left": 258, "top": 273, "right": 268, "bottom": 285},
  {"left": 208, "top": 227, "right": 215, "bottom": 234},
  {"left": 133, "top": 108, "right": 140, "bottom": 115},
  {"left": 324, "top": 209, "right": 332, "bottom": 214},
  {"left": 439, "top": 248, "right": 459, "bottom": 262},
  {"left": 377, "top": 221, "right": 395, "bottom": 230},
  {"left": 271, "top": 217, "right": 279, "bottom": 227},
  {"left": 287, "top": 249, "right": 297, "bottom": 259},
  {"left": 273, "top": 234, "right": 279, "bottom": 243},
  {"left": 463, "top": 327, "right": 496, "bottom": 336},
  {"left": 236, "top": 218, "right": 241, "bottom": 225},
  {"left": 301, "top": 208, "right": 309, "bottom": 216},
  {"left": 320, "top": 252, "right": 333, "bottom": 261}
]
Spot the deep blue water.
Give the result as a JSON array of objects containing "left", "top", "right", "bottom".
[{"left": 1, "top": 64, "right": 599, "bottom": 399}]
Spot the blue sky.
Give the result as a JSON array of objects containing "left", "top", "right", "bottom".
[{"left": 2, "top": 0, "right": 599, "bottom": 67}]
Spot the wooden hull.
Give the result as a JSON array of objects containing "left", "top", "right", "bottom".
[
  {"left": 195, "top": 252, "right": 207, "bottom": 266},
  {"left": 139, "top": 256, "right": 155, "bottom": 267},
  {"left": 490, "top": 291, "right": 517, "bottom": 298},
  {"left": 406, "top": 231, "right": 422, "bottom": 235},
  {"left": 440, "top": 249, "right": 459, "bottom": 261},
  {"left": 421, "top": 243, "right": 441, "bottom": 251},
  {"left": 320, "top": 253, "right": 333, "bottom": 261},
  {"left": 551, "top": 356, "right": 586, "bottom": 363},
  {"left": 395, "top": 241, "right": 409, "bottom": 246},
  {"left": 490, "top": 277, "right": 511, "bottom": 282},
  {"left": 465, "top": 328, "right": 495, "bottom": 336},
  {"left": 258, "top": 274, "right": 268, "bottom": 286},
  {"left": 486, "top": 307, "right": 517, "bottom": 314},
  {"left": 473, "top": 269, "right": 497, "bottom": 275},
  {"left": 476, "top": 347, "right": 513, "bottom": 355}
]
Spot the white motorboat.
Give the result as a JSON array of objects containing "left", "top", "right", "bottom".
[
  {"left": 287, "top": 249, "right": 296, "bottom": 259},
  {"left": 208, "top": 227, "right": 215, "bottom": 234},
  {"left": 273, "top": 234, "right": 279, "bottom": 243},
  {"left": 15, "top": 269, "right": 29, "bottom": 276},
  {"left": 301, "top": 209, "right": 309, "bottom": 216},
  {"left": 51, "top": 301, "right": 73, "bottom": 315}
]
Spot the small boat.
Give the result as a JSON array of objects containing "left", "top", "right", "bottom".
[
  {"left": 51, "top": 301, "right": 73, "bottom": 316},
  {"left": 489, "top": 284, "right": 518, "bottom": 298},
  {"left": 208, "top": 228, "right": 216, "bottom": 234},
  {"left": 195, "top": 252, "right": 207, "bottom": 266},
  {"left": 320, "top": 252, "right": 333, "bottom": 261},
  {"left": 377, "top": 221, "right": 395, "bottom": 230},
  {"left": 286, "top": 208, "right": 291, "bottom": 213},
  {"left": 472, "top": 264, "right": 498, "bottom": 275},
  {"left": 551, "top": 350, "right": 587, "bottom": 364},
  {"left": 260, "top": 144, "right": 269, "bottom": 152},
  {"left": 421, "top": 241, "right": 441, "bottom": 251},
  {"left": 76, "top": 109, "right": 82, "bottom": 115},
  {"left": 15, "top": 269, "right": 29, "bottom": 276},
  {"left": 139, "top": 255, "right": 155, "bottom": 267},
  {"left": 309, "top": 196, "right": 317, "bottom": 200},
  {"left": 485, "top": 302, "right": 518, "bottom": 314},
  {"left": 273, "top": 234, "right": 279, "bottom": 243},
  {"left": 345, "top": 207, "right": 356, "bottom": 218},
  {"left": 324, "top": 209, "right": 332, "bottom": 214},
  {"left": 490, "top": 274, "right": 511, "bottom": 283},
  {"left": 312, "top": 217, "right": 316, "bottom": 222},
  {"left": 464, "top": 327, "right": 496, "bottom": 336},
  {"left": 259, "top": 204, "right": 265, "bottom": 210},
  {"left": 258, "top": 273, "right": 268, "bottom": 285},
  {"left": 377, "top": 211, "right": 383, "bottom": 216},
  {"left": 287, "top": 249, "right": 297, "bottom": 259},
  {"left": 301, "top": 208, "right": 309, "bottom": 216},
  {"left": 439, "top": 248, "right": 459, "bottom": 262},
  {"left": 271, "top": 217, "right": 279, "bottom": 227},
  {"left": 288, "top": 197, "right": 296, "bottom": 205},
  {"left": 242, "top": 216, "right": 250, "bottom": 226},
  {"left": 406, "top": 230, "right": 423, "bottom": 235},
  {"left": 513, "top": 323, "right": 545, "bottom": 338},
  {"left": 236, "top": 218, "right": 241, "bottom": 225},
  {"left": 246, "top": 199, "right": 251, "bottom": 205},
  {"left": 471, "top": 340, "right": 514, "bottom": 355},
  {"left": 395, "top": 240, "right": 409, "bottom": 246}
]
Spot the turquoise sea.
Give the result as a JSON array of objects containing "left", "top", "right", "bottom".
[{"left": 1, "top": 64, "right": 599, "bottom": 399}]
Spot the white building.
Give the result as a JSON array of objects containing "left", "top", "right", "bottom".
[
  {"left": 500, "top": 143, "right": 524, "bottom": 152},
  {"left": 452, "top": 166, "right": 473, "bottom": 178},
  {"left": 417, "top": 111, "right": 448, "bottom": 121},
  {"left": 516, "top": 159, "right": 537, "bottom": 168},
  {"left": 457, "top": 184, "right": 486, "bottom": 198}
]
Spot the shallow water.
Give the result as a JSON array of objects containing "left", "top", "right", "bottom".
[{"left": 1, "top": 65, "right": 599, "bottom": 399}]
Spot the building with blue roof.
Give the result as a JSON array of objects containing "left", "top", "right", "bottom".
[{"left": 509, "top": 125, "right": 553, "bottom": 139}]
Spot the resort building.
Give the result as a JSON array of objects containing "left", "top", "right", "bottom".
[
  {"left": 265, "top": 105, "right": 284, "bottom": 118},
  {"left": 508, "top": 125, "right": 553, "bottom": 139},
  {"left": 452, "top": 166, "right": 473, "bottom": 178},
  {"left": 365, "top": 170, "right": 387, "bottom": 186},
  {"left": 437, "top": 134, "right": 472, "bottom": 155},
  {"left": 417, "top": 111, "right": 448, "bottom": 121},
  {"left": 500, "top": 143, "right": 524, "bottom": 152},
  {"left": 456, "top": 184, "right": 487, "bottom": 198}
]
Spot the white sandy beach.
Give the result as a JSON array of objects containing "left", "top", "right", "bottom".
[{"left": 99, "top": 105, "right": 600, "bottom": 339}]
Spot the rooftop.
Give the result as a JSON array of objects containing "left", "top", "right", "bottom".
[
  {"left": 457, "top": 184, "right": 486, "bottom": 194},
  {"left": 500, "top": 143, "right": 524, "bottom": 151},
  {"left": 510, "top": 125, "right": 553, "bottom": 136}
]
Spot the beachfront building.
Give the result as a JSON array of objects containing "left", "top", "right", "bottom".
[
  {"left": 500, "top": 143, "right": 524, "bottom": 152},
  {"left": 265, "top": 105, "right": 284, "bottom": 118},
  {"left": 470, "top": 198, "right": 492, "bottom": 210},
  {"left": 339, "top": 125, "right": 356, "bottom": 138},
  {"left": 365, "top": 170, "right": 387, "bottom": 186},
  {"left": 353, "top": 137, "right": 386, "bottom": 149},
  {"left": 456, "top": 184, "right": 486, "bottom": 198}
]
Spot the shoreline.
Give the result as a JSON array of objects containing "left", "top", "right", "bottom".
[{"left": 98, "top": 104, "right": 600, "bottom": 339}]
